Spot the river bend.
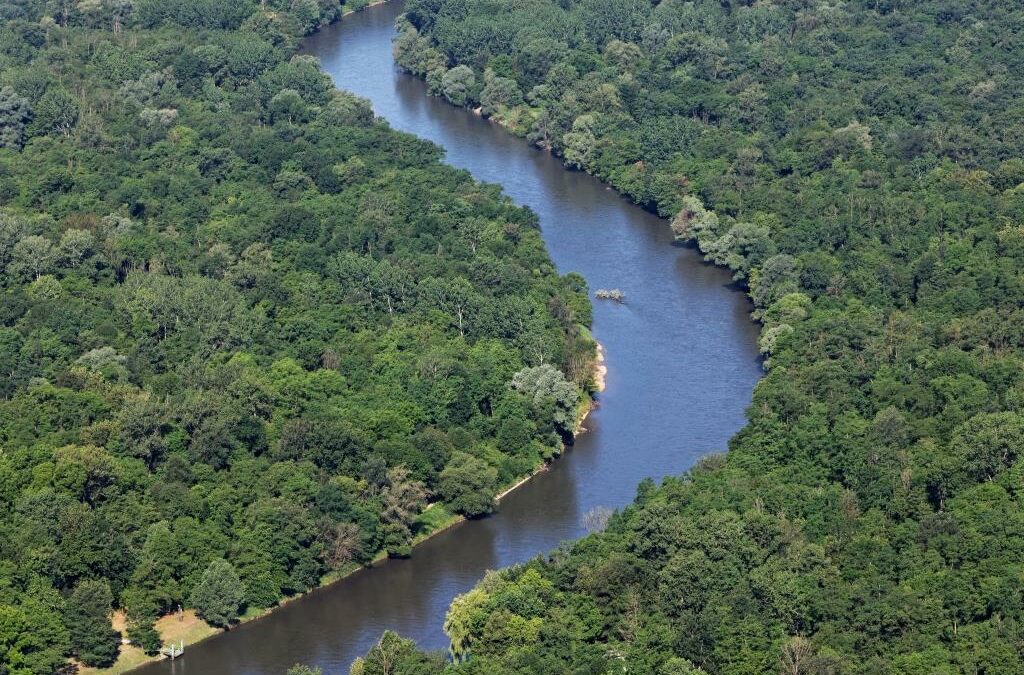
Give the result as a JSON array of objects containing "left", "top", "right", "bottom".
[{"left": 136, "top": 3, "right": 762, "bottom": 673}]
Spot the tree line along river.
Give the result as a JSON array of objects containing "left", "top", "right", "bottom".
[{"left": 135, "top": 2, "right": 762, "bottom": 672}]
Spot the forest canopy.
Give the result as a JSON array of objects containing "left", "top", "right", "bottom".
[
  {"left": 363, "top": 0, "right": 1024, "bottom": 673},
  {"left": 0, "top": 0, "right": 595, "bottom": 671}
]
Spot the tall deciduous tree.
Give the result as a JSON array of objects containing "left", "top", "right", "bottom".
[
  {"left": 65, "top": 579, "right": 119, "bottom": 667},
  {"left": 189, "top": 559, "right": 245, "bottom": 628},
  {"left": 438, "top": 452, "right": 498, "bottom": 518},
  {"left": 350, "top": 630, "right": 443, "bottom": 675},
  {"left": 0, "top": 600, "right": 69, "bottom": 675},
  {"left": 30, "top": 89, "right": 78, "bottom": 136},
  {"left": 510, "top": 364, "right": 580, "bottom": 436},
  {"left": 380, "top": 466, "right": 429, "bottom": 558},
  {"left": 441, "top": 66, "right": 475, "bottom": 106},
  {"left": 0, "top": 87, "right": 31, "bottom": 150}
]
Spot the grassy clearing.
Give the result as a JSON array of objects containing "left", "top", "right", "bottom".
[{"left": 76, "top": 610, "right": 217, "bottom": 675}]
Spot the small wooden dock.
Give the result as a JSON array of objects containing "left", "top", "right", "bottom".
[{"left": 160, "top": 640, "right": 185, "bottom": 659}]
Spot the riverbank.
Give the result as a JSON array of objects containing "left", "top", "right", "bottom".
[
  {"left": 594, "top": 342, "right": 607, "bottom": 393},
  {"left": 341, "top": 0, "right": 388, "bottom": 17},
  {"left": 575, "top": 341, "right": 606, "bottom": 434},
  {"left": 105, "top": 338, "right": 606, "bottom": 674},
  {"left": 76, "top": 611, "right": 217, "bottom": 675}
]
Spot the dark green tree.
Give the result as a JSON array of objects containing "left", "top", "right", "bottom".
[
  {"left": 189, "top": 559, "right": 246, "bottom": 628},
  {"left": 29, "top": 89, "right": 78, "bottom": 137},
  {"left": 65, "top": 579, "right": 119, "bottom": 667},
  {"left": 0, "top": 87, "right": 31, "bottom": 150},
  {"left": 438, "top": 452, "right": 499, "bottom": 518}
]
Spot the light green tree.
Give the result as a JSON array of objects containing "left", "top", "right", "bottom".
[
  {"left": 563, "top": 114, "right": 598, "bottom": 170},
  {"left": 441, "top": 65, "right": 475, "bottom": 106},
  {"left": 510, "top": 364, "right": 580, "bottom": 436},
  {"left": 287, "top": 665, "right": 322, "bottom": 675}
]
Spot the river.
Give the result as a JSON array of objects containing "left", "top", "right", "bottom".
[{"left": 136, "top": 2, "right": 762, "bottom": 673}]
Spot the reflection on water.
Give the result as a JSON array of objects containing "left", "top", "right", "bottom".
[{"left": 135, "top": 2, "right": 761, "bottom": 673}]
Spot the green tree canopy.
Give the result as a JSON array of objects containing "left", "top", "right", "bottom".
[
  {"left": 189, "top": 559, "right": 246, "bottom": 629},
  {"left": 65, "top": 579, "right": 119, "bottom": 667},
  {"left": 438, "top": 452, "right": 499, "bottom": 518}
]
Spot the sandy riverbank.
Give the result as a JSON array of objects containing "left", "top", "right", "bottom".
[
  {"left": 594, "top": 342, "right": 607, "bottom": 392},
  {"left": 341, "top": 0, "right": 388, "bottom": 17}
]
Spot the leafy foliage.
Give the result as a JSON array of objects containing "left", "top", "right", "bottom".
[
  {"left": 188, "top": 559, "right": 246, "bottom": 628},
  {"left": 349, "top": 630, "right": 446, "bottom": 675},
  {"left": 0, "top": 0, "right": 594, "bottom": 669},
  {"left": 64, "top": 579, "right": 118, "bottom": 667},
  {"left": 382, "top": 0, "right": 1024, "bottom": 672},
  {"left": 438, "top": 451, "right": 499, "bottom": 518}
]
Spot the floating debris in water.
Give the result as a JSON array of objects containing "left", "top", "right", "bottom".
[{"left": 595, "top": 289, "right": 625, "bottom": 302}]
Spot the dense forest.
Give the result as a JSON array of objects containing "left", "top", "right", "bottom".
[
  {"left": 358, "top": 0, "right": 1024, "bottom": 673},
  {"left": 0, "top": 0, "right": 596, "bottom": 671}
]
